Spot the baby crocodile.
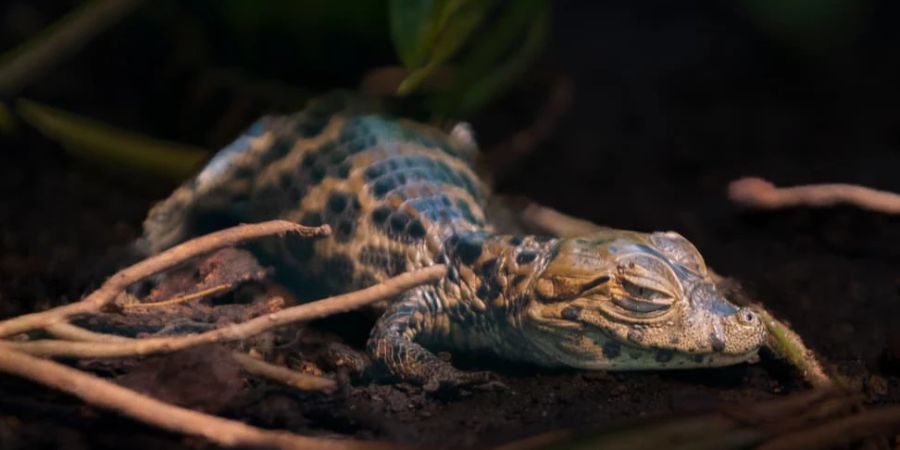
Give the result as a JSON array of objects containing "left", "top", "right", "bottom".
[{"left": 141, "top": 94, "right": 767, "bottom": 390}]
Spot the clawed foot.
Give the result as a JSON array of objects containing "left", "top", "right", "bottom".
[{"left": 422, "top": 368, "right": 507, "bottom": 393}]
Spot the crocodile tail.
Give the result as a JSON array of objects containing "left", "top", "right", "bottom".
[
  {"left": 137, "top": 115, "right": 280, "bottom": 254},
  {"left": 137, "top": 92, "right": 379, "bottom": 255}
]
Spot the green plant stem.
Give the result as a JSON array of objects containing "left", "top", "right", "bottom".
[{"left": 0, "top": 0, "right": 146, "bottom": 95}]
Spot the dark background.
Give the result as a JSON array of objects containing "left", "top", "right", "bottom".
[{"left": 1, "top": 1, "right": 899, "bottom": 448}]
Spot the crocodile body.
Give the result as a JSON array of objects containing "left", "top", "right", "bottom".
[{"left": 142, "top": 94, "right": 767, "bottom": 389}]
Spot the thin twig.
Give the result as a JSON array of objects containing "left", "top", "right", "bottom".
[
  {"left": 5, "top": 265, "right": 447, "bottom": 358},
  {"left": 520, "top": 202, "right": 606, "bottom": 237},
  {"left": 758, "top": 405, "right": 900, "bottom": 450},
  {"left": 45, "top": 321, "right": 132, "bottom": 343},
  {"left": 728, "top": 176, "right": 900, "bottom": 214},
  {"left": 753, "top": 305, "right": 833, "bottom": 389},
  {"left": 0, "top": 0, "right": 147, "bottom": 95},
  {"left": 123, "top": 283, "right": 231, "bottom": 310},
  {"left": 231, "top": 352, "right": 336, "bottom": 392},
  {"left": 46, "top": 322, "right": 337, "bottom": 392},
  {"left": 0, "top": 221, "right": 329, "bottom": 338},
  {"left": 0, "top": 347, "right": 396, "bottom": 450}
]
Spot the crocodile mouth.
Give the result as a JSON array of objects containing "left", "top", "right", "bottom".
[{"left": 578, "top": 333, "right": 761, "bottom": 370}]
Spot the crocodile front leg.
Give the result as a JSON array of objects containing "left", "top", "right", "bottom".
[{"left": 367, "top": 288, "right": 495, "bottom": 391}]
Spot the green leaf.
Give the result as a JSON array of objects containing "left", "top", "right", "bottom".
[
  {"left": 425, "top": 0, "right": 493, "bottom": 68},
  {"left": 389, "top": 0, "right": 551, "bottom": 112},
  {"left": 17, "top": 99, "right": 209, "bottom": 180},
  {"left": 394, "top": 0, "right": 497, "bottom": 95},
  {"left": 438, "top": 0, "right": 550, "bottom": 113},
  {"left": 389, "top": 0, "right": 439, "bottom": 68},
  {"left": 0, "top": 101, "right": 15, "bottom": 134}
]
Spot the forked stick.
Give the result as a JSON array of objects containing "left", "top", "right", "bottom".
[
  {"left": 46, "top": 322, "right": 337, "bottom": 392},
  {"left": 5, "top": 265, "right": 447, "bottom": 359},
  {"left": 0, "top": 347, "right": 397, "bottom": 450},
  {"left": 0, "top": 220, "right": 330, "bottom": 338}
]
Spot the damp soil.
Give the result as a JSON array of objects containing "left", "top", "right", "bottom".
[{"left": 2, "top": 1, "right": 900, "bottom": 449}]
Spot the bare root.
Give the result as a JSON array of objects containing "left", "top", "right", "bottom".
[
  {"left": 0, "top": 220, "right": 329, "bottom": 338},
  {"left": 5, "top": 265, "right": 446, "bottom": 359},
  {"left": 0, "top": 221, "right": 448, "bottom": 449},
  {"left": 728, "top": 176, "right": 900, "bottom": 214},
  {"left": 0, "top": 348, "right": 395, "bottom": 450}
]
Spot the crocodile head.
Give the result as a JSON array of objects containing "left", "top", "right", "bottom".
[{"left": 521, "top": 230, "right": 767, "bottom": 369}]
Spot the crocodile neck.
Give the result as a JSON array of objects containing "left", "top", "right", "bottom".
[{"left": 426, "top": 232, "right": 560, "bottom": 356}]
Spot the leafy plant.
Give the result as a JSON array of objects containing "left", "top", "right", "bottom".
[{"left": 389, "top": 0, "right": 551, "bottom": 115}]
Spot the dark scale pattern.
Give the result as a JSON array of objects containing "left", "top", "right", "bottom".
[
  {"left": 655, "top": 349, "right": 675, "bottom": 363},
  {"left": 602, "top": 340, "right": 621, "bottom": 359},
  {"left": 322, "top": 191, "right": 361, "bottom": 242},
  {"left": 300, "top": 211, "right": 323, "bottom": 227},
  {"left": 238, "top": 119, "right": 293, "bottom": 169},
  {"left": 268, "top": 137, "right": 296, "bottom": 161},
  {"left": 369, "top": 205, "right": 428, "bottom": 243},
  {"left": 342, "top": 115, "right": 462, "bottom": 160},
  {"left": 476, "top": 257, "right": 503, "bottom": 302},
  {"left": 447, "top": 233, "right": 484, "bottom": 265},
  {"left": 359, "top": 245, "right": 408, "bottom": 277},
  {"left": 354, "top": 271, "right": 379, "bottom": 289},
  {"left": 291, "top": 125, "right": 378, "bottom": 193},
  {"left": 561, "top": 306, "right": 580, "bottom": 321},
  {"left": 407, "top": 196, "right": 464, "bottom": 223},
  {"left": 479, "top": 258, "right": 499, "bottom": 279},
  {"left": 322, "top": 254, "right": 357, "bottom": 287},
  {"left": 516, "top": 251, "right": 538, "bottom": 265},
  {"left": 294, "top": 91, "right": 362, "bottom": 138},
  {"left": 456, "top": 198, "right": 484, "bottom": 225},
  {"left": 283, "top": 231, "right": 315, "bottom": 262},
  {"left": 364, "top": 154, "right": 481, "bottom": 202},
  {"left": 283, "top": 213, "right": 323, "bottom": 263}
]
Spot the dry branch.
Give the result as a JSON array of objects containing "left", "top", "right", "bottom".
[
  {"left": 45, "top": 321, "right": 132, "bottom": 342},
  {"left": 122, "top": 283, "right": 232, "bottom": 310},
  {"left": 758, "top": 405, "right": 900, "bottom": 450},
  {"left": 6, "top": 265, "right": 447, "bottom": 359},
  {"left": 0, "top": 220, "right": 329, "bottom": 338},
  {"left": 46, "top": 321, "right": 337, "bottom": 392},
  {"left": 728, "top": 176, "right": 900, "bottom": 214},
  {"left": 232, "top": 351, "right": 337, "bottom": 392},
  {"left": 520, "top": 202, "right": 606, "bottom": 238},
  {"left": 0, "top": 347, "right": 396, "bottom": 450}
]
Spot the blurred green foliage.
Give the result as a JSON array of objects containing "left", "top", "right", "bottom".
[
  {"left": 17, "top": 99, "right": 207, "bottom": 180},
  {"left": 389, "top": 0, "right": 551, "bottom": 114},
  {"left": 4, "top": 0, "right": 868, "bottom": 181},
  {"left": 738, "top": 0, "right": 871, "bottom": 55},
  {"left": 0, "top": 102, "right": 15, "bottom": 134}
]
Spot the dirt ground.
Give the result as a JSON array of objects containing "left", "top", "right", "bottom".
[{"left": 2, "top": 1, "right": 900, "bottom": 449}]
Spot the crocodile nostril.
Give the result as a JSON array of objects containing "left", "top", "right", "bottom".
[{"left": 737, "top": 308, "right": 757, "bottom": 325}]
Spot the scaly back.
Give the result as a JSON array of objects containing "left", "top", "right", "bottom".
[{"left": 141, "top": 94, "right": 490, "bottom": 292}]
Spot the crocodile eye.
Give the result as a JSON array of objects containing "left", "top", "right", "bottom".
[
  {"left": 604, "top": 253, "right": 680, "bottom": 319},
  {"left": 650, "top": 231, "right": 707, "bottom": 275},
  {"left": 622, "top": 279, "right": 669, "bottom": 300},
  {"left": 613, "top": 279, "right": 674, "bottom": 314},
  {"left": 612, "top": 296, "right": 671, "bottom": 313}
]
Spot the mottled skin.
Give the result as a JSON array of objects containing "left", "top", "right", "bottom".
[{"left": 141, "top": 94, "right": 768, "bottom": 390}]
